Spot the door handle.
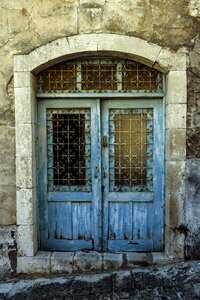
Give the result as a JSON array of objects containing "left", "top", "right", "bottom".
[{"left": 102, "top": 136, "right": 107, "bottom": 148}]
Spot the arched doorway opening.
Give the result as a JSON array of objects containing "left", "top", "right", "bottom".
[{"left": 37, "top": 57, "right": 164, "bottom": 252}]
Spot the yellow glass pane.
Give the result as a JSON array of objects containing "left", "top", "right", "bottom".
[{"left": 114, "top": 113, "right": 147, "bottom": 186}]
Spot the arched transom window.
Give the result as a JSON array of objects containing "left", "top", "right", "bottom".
[{"left": 37, "top": 57, "right": 163, "bottom": 94}]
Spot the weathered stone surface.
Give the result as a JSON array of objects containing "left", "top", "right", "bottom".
[
  {"left": 126, "top": 252, "right": 148, "bottom": 267},
  {"left": 185, "top": 159, "right": 200, "bottom": 259},
  {"left": 0, "top": 8, "right": 29, "bottom": 47},
  {"left": 166, "top": 104, "right": 187, "bottom": 129},
  {"left": 0, "top": 226, "right": 17, "bottom": 280},
  {"left": 16, "top": 188, "right": 36, "bottom": 225},
  {"left": 166, "top": 129, "right": 186, "bottom": 161},
  {"left": 51, "top": 252, "right": 74, "bottom": 274},
  {"left": 17, "top": 251, "right": 51, "bottom": 274},
  {"left": 79, "top": 7, "right": 102, "bottom": 33},
  {"left": 17, "top": 225, "right": 37, "bottom": 257},
  {"left": 166, "top": 161, "right": 185, "bottom": 195},
  {"left": 30, "top": 1, "right": 78, "bottom": 43},
  {"left": 189, "top": 0, "right": 200, "bottom": 17},
  {"left": 103, "top": 253, "right": 123, "bottom": 271},
  {"left": 2, "top": 262, "right": 200, "bottom": 299},
  {"left": 74, "top": 251, "right": 102, "bottom": 272}
]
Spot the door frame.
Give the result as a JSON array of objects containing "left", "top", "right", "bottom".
[{"left": 14, "top": 35, "right": 187, "bottom": 267}]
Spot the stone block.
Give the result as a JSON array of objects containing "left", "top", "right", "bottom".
[
  {"left": 68, "top": 34, "right": 98, "bottom": 55},
  {"left": 16, "top": 156, "right": 36, "bottom": 188},
  {"left": 156, "top": 49, "right": 187, "bottom": 71},
  {"left": 102, "top": 0, "right": 147, "bottom": 33},
  {"left": 51, "top": 252, "right": 74, "bottom": 274},
  {"left": 14, "top": 87, "right": 36, "bottom": 124},
  {"left": 16, "top": 124, "right": 35, "bottom": 157},
  {"left": 14, "top": 55, "right": 30, "bottom": 72},
  {"left": 0, "top": 7, "right": 29, "bottom": 47},
  {"left": 14, "top": 72, "right": 35, "bottom": 88},
  {"left": 166, "top": 71, "right": 187, "bottom": 104},
  {"left": 0, "top": 170, "right": 15, "bottom": 187},
  {"left": 165, "top": 192, "right": 185, "bottom": 228},
  {"left": 79, "top": 8, "right": 102, "bottom": 33},
  {"left": 30, "top": 2, "right": 78, "bottom": 48},
  {"left": 29, "top": 38, "right": 71, "bottom": 72},
  {"left": 189, "top": 0, "right": 200, "bottom": 17},
  {"left": 17, "top": 251, "right": 51, "bottom": 274},
  {"left": 73, "top": 251, "right": 102, "bottom": 272},
  {"left": 166, "top": 161, "right": 186, "bottom": 195},
  {"left": 17, "top": 225, "right": 37, "bottom": 257},
  {"left": 0, "top": 189, "right": 16, "bottom": 225},
  {"left": 151, "top": 252, "right": 174, "bottom": 264},
  {"left": 166, "top": 129, "right": 186, "bottom": 161},
  {"left": 103, "top": 253, "right": 123, "bottom": 271},
  {"left": 126, "top": 252, "right": 148, "bottom": 267},
  {"left": 166, "top": 104, "right": 186, "bottom": 129},
  {"left": 16, "top": 188, "right": 36, "bottom": 225},
  {"left": 97, "top": 34, "right": 162, "bottom": 65}
]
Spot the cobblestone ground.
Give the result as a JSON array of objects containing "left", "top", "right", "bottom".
[{"left": 1, "top": 261, "right": 200, "bottom": 299}]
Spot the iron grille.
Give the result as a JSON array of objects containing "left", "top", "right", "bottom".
[
  {"left": 109, "top": 108, "right": 153, "bottom": 192},
  {"left": 47, "top": 108, "right": 91, "bottom": 192},
  {"left": 37, "top": 58, "right": 163, "bottom": 93}
]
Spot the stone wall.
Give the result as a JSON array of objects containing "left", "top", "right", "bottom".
[{"left": 0, "top": 0, "right": 200, "bottom": 278}]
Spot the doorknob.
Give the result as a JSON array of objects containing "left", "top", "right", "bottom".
[{"left": 102, "top": 136, "right": 107, "bottom": 147}]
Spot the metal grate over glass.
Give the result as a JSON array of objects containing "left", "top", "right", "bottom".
[
  {"left": 109, "top": 108, "right": 153, "bottom": 192},
  {"left": 47, "top": 108, "right": 91, "bottom": 192},
  {"left": 37, "top": 58, "right": 163, "bottom": 93}
]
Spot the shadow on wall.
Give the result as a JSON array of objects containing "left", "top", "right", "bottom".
[{"left": 185, "top": 159, "right": 200, "bottom": 259}]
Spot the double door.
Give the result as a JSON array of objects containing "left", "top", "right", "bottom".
[{"left": 38, "top": 99, "right": 164, "bottom": 251}]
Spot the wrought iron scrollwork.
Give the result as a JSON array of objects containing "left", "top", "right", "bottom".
[
  {"left": 37, "top": 58, "right": 163, "bottom": 93},
  {"left": 47, "top": 108, "right": 91, "bottom": 192},
  {"left": 109, "top": 108, "right": 153, "bottom": 192}
]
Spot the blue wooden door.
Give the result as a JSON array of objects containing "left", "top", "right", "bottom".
[
  {"left": 38, "top": 99, "right": 101, "bottom": 251},
  {"left": 38, "top": 98, "right": 163, "bottom": 251},
  {"left": 101, "top": 99, "right": 164, "bottom": 251}
]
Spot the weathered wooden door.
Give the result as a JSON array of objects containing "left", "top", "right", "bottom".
[
  {"left": 38, "top": 99, "right": 102, "bottom": 251},
  {"left": 38, "top": 98, "right": 163, "bottom": 251},
  {"left": 101, "top": 99, "right": 163, "bottom": 251}
]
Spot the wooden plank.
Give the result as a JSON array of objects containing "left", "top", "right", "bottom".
[
  {"left": 152, "top": 101, "right": 164, "bottom": 250},
  {"left": 46, "top": 239, "right": 93, "bottom": 251},
  {"left": 91, "top": 99, "right": 102, "bottom": 250},
  {"left": 108, "top": 202, "right": 131, "bottom": 240},
  {"left": 108, "top": 239, "right": 153, "bottom": 252},
  {"left": 132, "top": 202, "right": 152, "bottom": 240},
  {"left": 48, "top": 202, "right": 72, "bottom": 240},
  {"left": 37, "top": 101, "right": 48, "bottom": 249},
  {"left": 105, "top": 192, "right": 153, "bottom": 202},
  {"left": 47, "top": 192, "right": 92, "bottom": 202},
  {"left": 37, "top": 92, "right": 164, "bottom": 99},
  {"left": 72, "top": 202, "right": 92, "bottom": 241}
]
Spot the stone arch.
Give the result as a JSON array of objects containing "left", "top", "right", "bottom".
[{"left": 14, "top": 33, "right": 187, "bottom": 274}]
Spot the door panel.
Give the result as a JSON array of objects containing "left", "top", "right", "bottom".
[
  {"left": 38, "top": 99, "right": 101, "bottom": 251},
  {"left": 101, "top": 100, "right": 163, "bottom": 251}
]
